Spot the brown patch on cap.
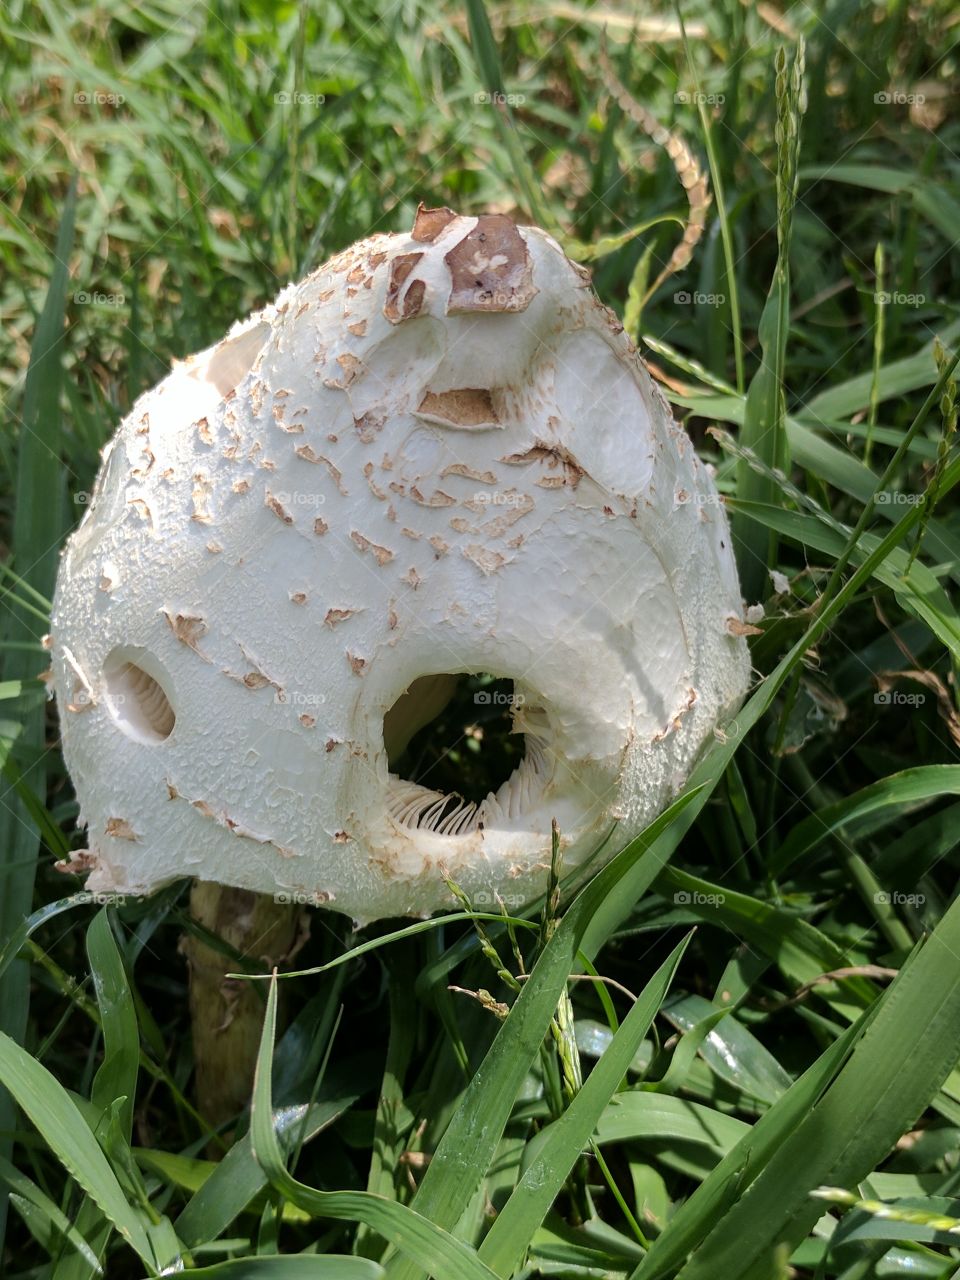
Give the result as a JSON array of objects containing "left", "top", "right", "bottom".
[
  {"left": 409, "top": 485, "right": 455, "bottom": 507},
  {"left": 105, "top": 817, "right": 139, "bottom": 842},
  {"left": 323, "top": 352, "right": 363, "bottom": 390},
  {"left": 294, "top": 445, "right": 347, "bottom": 494},
  {"left": 384, "top": 251, "right": 425, "bottom": 324},
  {"left": 314, "top": 517, "right": 329, "bottom": 535},
  {"left": 500, "top": 441, "right": 585, "bottom": 488},
  {"left": 594, "top": 298, "right": 624, "bottom": 335},
  {"left": 570, "top": 258, "right": 593, "bottom": 287},
  {"left": 347, "top": 652, "right": 368, "bottom": 676},
  {"left": 727, "top": 616, "right": 763, "bottom": 637},
  {"left": 129, "top": 497, "right": 153, "bottom": 524},
  {"left": 132, "top": 446, "right": 155, "bottom": 478},
  {"left": 56, "top": 849, "right": 99, "bottom": 874},
  {"left": 363, "top": 462, "right": 388, "bottom": 500},
  {"left": 351, "top": 530, "right": 395, "bottom": 566},
  {"left": 416, "top": 387, "right": 500, "bottom": 429},
  {"left": 411, "top": 203, "right": 458, "bottom": 243},
  {"left": 225, "top": 644, "right": 284, "bottom": 698},
  {"left": 354, "top": 410, "right": 385, "bottom": 443},
  {"left": 265, "top": 491, "right": 294, "bottom": 524},
  {"left": 325, "top": 608, "right": 358, "bottom": 628},
  {"left": 241, "top": 672, "right": 276, "bottom": 691},
  {"left": 163, "top": 610, "right": 210, "bottom": 660},
  {"left": 440, "top": 462, "right": 498, "bottom": 483},
  {"left": 462, "top": 544, "right": 507, "bottom": 575},
  {"left": 444, "top": 214, "right": 536, "bottom": 314}
]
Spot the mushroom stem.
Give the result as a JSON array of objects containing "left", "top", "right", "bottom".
[{"left": 181, "top": 881, "right": 304, "bottom": 1140}]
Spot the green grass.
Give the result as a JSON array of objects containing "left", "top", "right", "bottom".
[{"left": 2, "top": 0, "right": 960, "bottom": 1276}]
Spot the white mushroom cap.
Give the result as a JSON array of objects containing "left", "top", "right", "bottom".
[{"left": 51, "top": 207, "right": 750, "bottom": 924}]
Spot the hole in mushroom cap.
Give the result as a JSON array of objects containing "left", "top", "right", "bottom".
[
  {"left": 103, "top": 649, "right": 175, "bottom": 743},
  {"left": 187, "top": 320, "right": 271, "bottom": 398},
  {"left": 384, "top": 673, "right": 550, "bottom": 835}
]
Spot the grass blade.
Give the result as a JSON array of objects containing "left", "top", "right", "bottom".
[
  {"left": 631, "top": 1004, "right": 881, "bottom": 1280},
  {"left": 477, "top": 933, "right": 692, "bottom": 1276},
  {"left": 0, "top": 1153, "right": 101, "bottom": 1272},
  {"left": 0, "top": 1031, "right": 155, "bottom": 1268},
  {"left": 176, "top": 1096, "right": 361, "bottom": 1249},
  {"left": 463, "top": 0, "right": 550, "bottom": 228},
  {"left": 732, "top": 43, "right": 804, "bottom": 601},
  {"left": 86, "top": 910, "right": 139, "bottom": 1142},
  {"left": 770, "top": 765, "right": 960, "bottom": 878},
  {"left": 249, "top": 977, "right": 500, "bottom": 1280},
  {"left": 179, "top": 1259, "right": 386, "bottom": 1278},
  {"left": 0, "top": 174, "right": 77, "bottom": 1252},
  {"left": 673, "top": 894, "right": 960, "bottom": 1278}
]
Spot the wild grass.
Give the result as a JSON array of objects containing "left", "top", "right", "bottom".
[{"left": 2, "top": 1, "right": 960, "bottom": 1276}]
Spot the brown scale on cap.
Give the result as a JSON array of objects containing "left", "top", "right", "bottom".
[
  {"left": 444, "top": 214, "right": 537, "bottom": 314},
  {"left": 383, "top": 252, "right": 425, "bottom": 324},
  {"left": 410, "top": 203, "right": 457, "bottom": 243}
]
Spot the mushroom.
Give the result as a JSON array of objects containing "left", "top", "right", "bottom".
[{"left": 50, "top": 206, "right": 750, "bottom": 928}]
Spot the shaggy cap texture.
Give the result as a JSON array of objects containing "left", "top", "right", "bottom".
[{"left": 51, "top": 206, "right": 750, "bottom": 924}]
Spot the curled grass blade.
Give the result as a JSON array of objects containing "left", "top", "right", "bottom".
[{"left": 250, "top": 976, "right": 500, "bottom": 1280}]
